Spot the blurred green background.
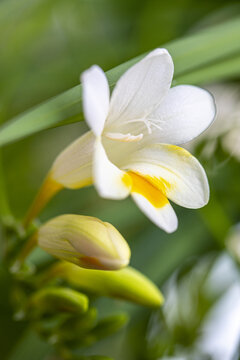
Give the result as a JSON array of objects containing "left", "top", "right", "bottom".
[{"left": 1, "top": 0, "right": 240, "bottom": 359}]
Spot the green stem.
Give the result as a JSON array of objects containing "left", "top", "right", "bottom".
[
  {"left": 36, "top": 261, "right": 67, "bottom": 286},
  {"left": 10, "top": 232, "right": 38, "bottom": 273},
  {"left": 23, "top": 173, "right": 62, "bottom": 229}
]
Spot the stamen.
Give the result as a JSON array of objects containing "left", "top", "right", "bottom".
[
  {"left": 147, "top": 117, "right": 164, "bottom": 131},
  {"left": 105, "top": 132, "right": 143, "bottom": 142},
  {"left": 121, "top": 117, "right": 164, "bottom": 135}
]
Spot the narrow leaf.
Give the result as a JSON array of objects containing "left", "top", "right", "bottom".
[
  {"left": 0, "top": 150, "right": 11, "bottom": 219},
  {"left": 175, "top": 52, "right": 240, "bottom": 85},
  {"left": 1, "top": 16, "right": 240, "bottom": 146}
]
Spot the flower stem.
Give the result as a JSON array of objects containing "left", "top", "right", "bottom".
[
  {"left": 37, "top": 261, "right": 67, "bottom": 286},
  {"left": 10, "top": 232, "right": 38, "bottom": 273},
  {"left": 23, "top": 173, "right": 63, "bottom": 229}
]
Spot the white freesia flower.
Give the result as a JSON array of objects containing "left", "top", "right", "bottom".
[{"left": 51, "top": 49, "right": 215, "bottom": 233}]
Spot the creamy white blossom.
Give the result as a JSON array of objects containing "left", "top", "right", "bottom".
[{"left": 51, "top": 49, "right": 216, "bottom": 233}]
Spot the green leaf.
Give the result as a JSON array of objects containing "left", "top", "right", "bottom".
[
  {"left": 1, "top": 16, "right": 240, "bottom": 147},
  {"left": 6, "top": 329, "right": 52, "bottom": 360},
  {"left": 0, "top": 150, "right": 11, "bottom": 219},
  {"left": 175, "top": 52, "right": 240, "bottom": 85}
]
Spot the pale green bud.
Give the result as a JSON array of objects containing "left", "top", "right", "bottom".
[
  {"left": 52, "top": 262, "right": 163, "bottom": 308},
  {"left": 28, "top": 287, "right": 89, "bottom": 317},
  {"left": 37, "top": 214, "right": 130, "bottom": 270}
]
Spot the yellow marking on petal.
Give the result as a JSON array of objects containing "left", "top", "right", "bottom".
[
  {"left": 164, "top": 144, "right": 191, "bottom": 157},
  {"left": 144, "top": 175, "right": 173, "bottom": 195},
  {"left": 122, "top": 172, "right": 133, "bottom": 189},
  {"left": 68, "top": 177, "right": 93, "bottom": 189},
  {"left": 127, "top": 171, "right": 169, "bottom": 208}
]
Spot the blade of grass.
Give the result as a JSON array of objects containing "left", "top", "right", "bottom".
[
  {"left": 1, "top": 16, "right": 240, "bottom": 147},
  {"left": 0, "top": 151, "right": 11, "bottom": 220},
  {"left": 175, "top": 52, "right": 240, "bottom": 85}
]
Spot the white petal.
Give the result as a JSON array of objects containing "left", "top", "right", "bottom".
[
  {"left": 148, "top": 85, "right": 216, "bottom": 145},
  {"left": 132, "top": 193, "right": 178, "bottom": 233},
  {"left": 51, "top": 131, "right": 94, "bottom": 189},
  {"left": 102, "top": 135, "right": 144, "bottom": 169},
  {"left": 107, "top": 48, "right": 174, "bottom": 128},
  {"left": 93, "top": 138, "right": 131, "bottom": 199},
  {"left": 123, "top": 143, "right": 209, "bottom": 209},
  {"left": 81, "top": 65, "right": 110, "bottom": 136}
]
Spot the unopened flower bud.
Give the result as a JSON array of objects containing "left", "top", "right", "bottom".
[
  {"left": 37, "top": 214, "right": 130, "bottom": 270},
  {"left": 49, "top": 262, "right": 163, "bottom": 308},
  {"left": 29, "top": 287, "right": 89, "bottom": 317}
]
